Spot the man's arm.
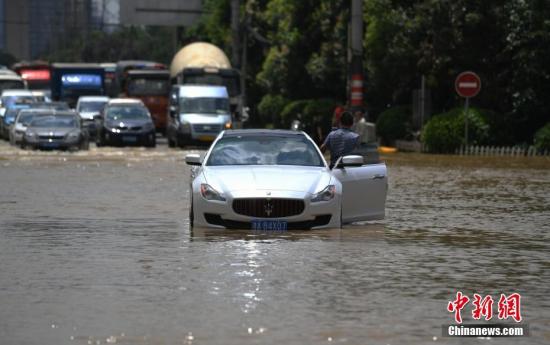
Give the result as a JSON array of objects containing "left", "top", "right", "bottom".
[{"left": 320, "top": 132, "right": 331, "bottom": 153}]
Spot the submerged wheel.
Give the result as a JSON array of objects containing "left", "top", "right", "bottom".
[{"left": 189, "top": 196, "right": 194, "bottom": 228}]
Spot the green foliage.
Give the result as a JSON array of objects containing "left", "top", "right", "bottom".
[
  {"left": 280, "top": 100, "right": 310, "bottom": 128},
  {"left": 0, "top": 50, "right": 17, "bottom": 68},
  {"left": 46, "top": 27, "right": 176, "bottom": 64},
  {"left": 534, "top": 123, "right": 550, "bottom": 151},
  {"left": 422, "top": 107, "right": 490, "bottom": 153},
  {"left": 376, "top": 106, "right": 411, "bottom": 145},
  {"left": 257, "top": 94, "right": 289, "bottom": 126}
]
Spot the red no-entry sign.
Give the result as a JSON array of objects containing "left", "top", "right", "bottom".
[{"left": 455, "top": 71, "right": 481, "bottom": 98}]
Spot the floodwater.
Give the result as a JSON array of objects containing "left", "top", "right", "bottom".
[{"left": 1, "top": 140, "right": 549, "bottom": 345}]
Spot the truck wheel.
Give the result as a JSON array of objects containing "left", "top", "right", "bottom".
[
  {"left": 189, "top": 197, "right": 194, "bottom": 228},
  {"left": 96, "top": 134, "right": 104, "bottom": 147},
  {"left": 176, "top": 136, "right": 186, "bottom": 149}
]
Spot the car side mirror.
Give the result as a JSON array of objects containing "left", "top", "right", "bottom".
[
  {"left": 333, "top": 155, "right": 364, "bottom": 169},
  {"left": 185, "top": 154, "right": 202, "bottom": 166}
]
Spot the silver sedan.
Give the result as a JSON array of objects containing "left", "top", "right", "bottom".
[{"left": 186, "top": 129, "right": 387, "bottom": 230}]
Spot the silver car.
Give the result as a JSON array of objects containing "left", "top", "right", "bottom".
[
  {"left": 23, "top": 111, "right": 89, "bottom": 150},
  {"left": 186, "top": 129, "right": 388, "bottom": 230}
]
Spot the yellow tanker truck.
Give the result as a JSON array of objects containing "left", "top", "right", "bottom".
[{"left": 170, "top": 42, "right": 246, "bottom": 125}]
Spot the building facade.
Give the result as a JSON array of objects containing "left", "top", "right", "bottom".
[{"left": 1, "top": 0, "right": 118, "bottom": 61}]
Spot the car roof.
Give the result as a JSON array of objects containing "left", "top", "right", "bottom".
[
  {"left": 1, "top": 89, "right": 33, "bottom": 96},
  {"left": 222, "top": 129, "right": 306, "bottom": 138},
  {"left": 25, "top": 110, "right": 76, "bottom": 116},
  {"left": 107, "top": 98, "right": 144, "bottom": 106},
  {"left": 78, "top": 96, "right": 110, "bottom": 102}
]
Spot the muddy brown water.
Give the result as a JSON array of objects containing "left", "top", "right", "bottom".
[{"left": 1, "top": 141, "right": 549, "bottom": 345}]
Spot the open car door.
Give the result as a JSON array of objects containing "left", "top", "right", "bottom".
[{"left": 331, "top": 160, "right": 387, "bottom": 223}]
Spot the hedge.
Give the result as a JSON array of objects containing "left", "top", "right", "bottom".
[
  {"left": 257, "top": 94, "right": 289, "bottom": 126},
  {"left": 421, "top": 107, "right": 490, "bottom": 153},
  {"left": 375, "top": 106, "right": 411, "bottom": 145},
  {"left": 534, "top": 122, "right": 550, "bottom": 151}
]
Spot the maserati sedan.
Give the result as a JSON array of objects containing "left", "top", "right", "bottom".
[{"left": 185, "top": 129, "right": 388, "bottom": 230}]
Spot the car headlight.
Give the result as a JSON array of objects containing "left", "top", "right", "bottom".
[
  {"left": 110, "top": 127, "right": 121, "bottom": 133},
  {"left": 25, "top": 131, "right": 38, "bottom": 141},
  {"left": 200, "top": 183, "right": 226, "bottom": 202},
  {"left": 311, "top": 185, "right": 336, "bottom": 203}
]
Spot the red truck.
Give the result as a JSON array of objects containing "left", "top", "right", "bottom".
[{"left": 114, "top": 61, "right": 170, "bottom": 133}]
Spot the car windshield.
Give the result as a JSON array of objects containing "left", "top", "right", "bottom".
[
  {"left": 29, "top": 115, "right": 78, "bottom": 128},
  {"left": 180, "top": 97, "right": 230, "bottom": 115},
  {"left": 2, "top": 95, "right": 35, "bottom": 107},
  {"left": 206, "top": 135, "right": 324, "bottom": 167},
  {"left": 127, "top": 78, "right": 169, "bottom": 96},
  {"left": 105, "top": 106, "right": 149, "bottom": 121},
  {"left": 0, "top": 81, "right": 25, "bottom": 92},
  {"left": 79, "top": 101, "right": 106, "bottom": 113}
]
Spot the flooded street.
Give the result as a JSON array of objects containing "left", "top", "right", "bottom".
[{"left": 1, "top": 140, "right": 549, "bottom": 345}]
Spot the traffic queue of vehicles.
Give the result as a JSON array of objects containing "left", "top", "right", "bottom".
[{"left": 1, "top": 41, "right": 247, "bottom": 150}]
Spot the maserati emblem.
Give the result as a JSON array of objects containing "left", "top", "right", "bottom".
[{"left": 264, "top": 200, "right": 274, "bottom": 217}]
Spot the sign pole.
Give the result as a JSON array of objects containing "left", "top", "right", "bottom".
[
  {"left": 464, "top": 97, "right": 469, "bottom": 149},
  {"left": 455, "top": 71, "right": 481, "bottom": 151}
]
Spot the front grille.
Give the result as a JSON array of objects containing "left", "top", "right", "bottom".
[
  {"left": 130, "top": 126, "right": 142, "bottom": 131},
  {"left": 192, "top": 124, "right": 222, "bottom": 133},
  {"left": 39, "top": 135, "right": 64, "bottom": 140},
  {"left": 204, "top": 213, "right": 331, "bottom": 230},
  {"left": 233, "top": 198, "right": 305, "bottom": 218}
]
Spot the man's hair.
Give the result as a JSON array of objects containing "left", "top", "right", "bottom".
[{"left": 340, "top": 111, "right": 354, "bottom": 127}]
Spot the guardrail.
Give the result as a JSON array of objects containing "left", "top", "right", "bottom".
[{"left": 456, "top": 145, "right": 549, "bottom": 156}]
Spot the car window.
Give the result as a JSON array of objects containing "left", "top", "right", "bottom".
[
  {"left": 105, "top": 106, "right": 149, "bottom": 121},
  {"left": 2, "top": 95, "right": 35, "bottom": 107},
  {"left": 79, "top": 101, "right": 106, "bottom": 112},
  {"left": 207, "top": 135, "right": 324, "bottom": 167},
  {"left": 29, "top": 116, "right": 78, "bottom": 128}
]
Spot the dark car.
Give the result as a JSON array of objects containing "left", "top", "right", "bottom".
[
  {"left": 22, "top": 111, "right": 89, "bottom": 150},
  {"left": 96, "top": 99, "right": 156, "bottom": 147},
  {"left": 1, "top": 104, "right": 32, "bottom": 140}
]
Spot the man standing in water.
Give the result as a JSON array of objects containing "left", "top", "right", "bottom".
[{"left": 320, "top": 111, "right": 360, "bottom": 168}]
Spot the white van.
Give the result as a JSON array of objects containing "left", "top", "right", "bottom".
[
  {"left": 0, "top": 71, "right": 26, "bottom": 94},
  {"left": 166, "top": 85, "right": 231, "bottom": 148}
]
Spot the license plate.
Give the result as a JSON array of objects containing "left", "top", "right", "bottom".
[
  {"left": 198, "top": 135, "right": 215, "bottom": 142},
  {"left": 251, "top": 219, "right": 288, "bottom": 232},
  {"left": 122, "top": 136, "right": 137, "bottom": 143},
  {"left": 42, "top": 142, "right": 59, "bottom": 148}
]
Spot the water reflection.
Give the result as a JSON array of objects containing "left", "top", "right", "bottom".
[{"left": 1, "top": 146, "right": 549, "bottom": 344}]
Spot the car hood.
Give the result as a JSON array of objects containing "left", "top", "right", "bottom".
[
  {"left": 106, "top": 119, "right": 152, "bottom": 128},
  {"left": 79, "top": 111, "right": 99, "bottom": 120},
  {"left": 202, "top": 165, "right": 332, "bottom": 196},
  {"left": 29, "top": 127, "right": 77, "bottom": 136}
]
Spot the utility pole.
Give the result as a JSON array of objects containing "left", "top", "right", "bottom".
[
  {"left": 230, "top": 0, "right": 241, "bottom": 68},
  {"left": 349, "top": 0, "right": 363, "bottom": 110}
]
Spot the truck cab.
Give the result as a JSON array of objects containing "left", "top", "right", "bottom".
[{"left": 166, "top": 85, "right": 232, "bottom": 148}]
